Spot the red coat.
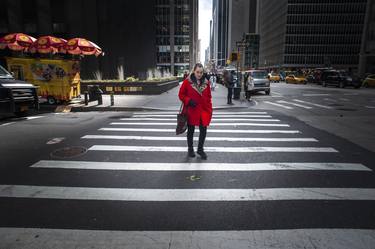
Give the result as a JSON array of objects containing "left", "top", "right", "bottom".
[{"left": 178, "top": 75, "right": 213, "bottom": 126}]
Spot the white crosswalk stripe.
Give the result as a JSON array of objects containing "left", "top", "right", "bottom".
[
  {"left": 82, "top": 135, "right": 318, "bottom": 142},
  {"left": 99, "top": 127, "right": 301, "bottom": 133},
  {"left": 88, "top": 145, "right": 338, "bottom": 153},
  {"left": 122, "top": 118, "right": 281, "bottom": 122},
  {"left": 31, "top": 161, "right": 371, "bottom": 172},
  {"left": 110, "top": 122, "right": 290, "bottom": 127},
  {"left": 132, "top": 114, "right": 273, "bottom": 118}
]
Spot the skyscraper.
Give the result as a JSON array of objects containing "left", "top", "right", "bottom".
[
  {"left": 258, "top": 0, "right": 368, "bottom": 72},
  {"left": 155, "top": 0, "right": 199, "bottom": 76}
]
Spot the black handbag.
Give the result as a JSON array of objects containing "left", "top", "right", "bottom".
[{"left": 176, "top": 103, "right": 188, "bottom": 135}]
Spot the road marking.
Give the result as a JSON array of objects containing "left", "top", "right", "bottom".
[
  {"left": 46, "top": 137, "right": 65, "bottom": 145},
  {"left": 0, "top": 122, "right": 15, "bottom": 126},
  {"left": 110, "top": 122, "right": 290, "bottom": 127},
  {"left": 2, "top": 228, "right": 375, "bottom": 249},
  {"left": 31, "top": 161, "right": 370, "bottom": 172},
  {"left": 88, "top": 145, "right": 338, "bottom": 153},
  {"left": 122, "top": 118, "right": 281, "bottom": 122},
  {"left": 1, "top": 228, "right": 375, "bottom": 249},
  {"left": 26, "top": 116, "right": 44, "bottom": 120},
  {"left": 365, "top": 106, "right": 375, "bottom": 109},
  {"left": 264, "top": 101, "right": 294, "bottom": 109},
  {"left": 324, "top": 98, "right": 337, "bottom": 102},
  {"left": 82, "top": 135, "right": 318, "bottom": 142},
  {"left": 302, "top": 93, "right": 330, "bottom": 97},
  {"left": 339, "top": 98, "right": 350, "bottom": 101},
  {"left": 1, "top": 185, "right": 373, "bottom": 201},
  {"left": 344, "top": 93, "right": 359, "bottom": 96},
  {"left": 99, "top": 128, "right": 302, "bottom": 134},
  {"left": 132, "top": 115, "right": 273, "bottom": 118},
  {"left": 271, "top": 91, "right": 283, "bottom": 96},
  {"left": 277, "top": 100, "right": 313, "bottom": 109},
  {"left": 134, "top": 111, "right": 268, "bottom": 115},
  {"left": 293, "top": 99, "right": 333, "bottom": 109}
]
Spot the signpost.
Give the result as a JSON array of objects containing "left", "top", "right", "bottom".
[{"left": 236, "top": 40, "right": 249, "bottom": 101}]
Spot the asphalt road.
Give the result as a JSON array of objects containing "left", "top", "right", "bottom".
[{"left": 1, "top": 82, "right": 375, "bottom": 248}]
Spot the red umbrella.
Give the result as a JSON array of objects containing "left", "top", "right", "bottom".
[
  {"left": 0, "top": 33, "right": 36, "bottom": 51},
  {"left": 64, "top": 38, "right": 103, "bottom": 56},
  {"left": 29, "top": 36, "right": 67, "bottom": 54}
]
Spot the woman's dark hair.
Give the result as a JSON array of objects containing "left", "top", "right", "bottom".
[{"left": 193, "top": 63, "right": 204, "bottom": 72}]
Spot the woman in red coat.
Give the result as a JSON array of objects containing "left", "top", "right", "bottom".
[{"left": 178, "top": 63, "right": 213, "bottom": 160}]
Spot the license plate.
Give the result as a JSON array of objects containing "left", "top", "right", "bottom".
[{"left": 20, "top": 106, "right": 28, "bottom": 112}]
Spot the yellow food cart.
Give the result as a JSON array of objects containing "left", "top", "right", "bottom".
[{"left": 5, "top": 57, "right": 80, "bottom": 104}]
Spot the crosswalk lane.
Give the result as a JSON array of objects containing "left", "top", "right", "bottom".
[{"left": 1, "top": 109, "right": 375, "bottom": 247}]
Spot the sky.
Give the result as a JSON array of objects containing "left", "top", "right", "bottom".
[{"left": 198, "top": 0, "right": 213, "bottom": 63}]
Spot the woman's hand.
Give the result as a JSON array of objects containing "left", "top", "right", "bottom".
[{"left": 188, "top": 99, "right": 197, "bottom": 107}]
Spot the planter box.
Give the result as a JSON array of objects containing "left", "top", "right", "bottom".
[{"left": 80, "top": 79, "right": 179, "bottom": 95}]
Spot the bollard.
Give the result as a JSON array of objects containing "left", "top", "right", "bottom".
[
  {"left": 84, "top": 91, "right": 88, "bottom": 105},
  {"left": 110, "top": 92, "right": 114, "bottom": 106}
]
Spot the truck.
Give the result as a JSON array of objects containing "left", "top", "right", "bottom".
[{"left": 0, "top": 65, "right": 39, "bottom": 116}]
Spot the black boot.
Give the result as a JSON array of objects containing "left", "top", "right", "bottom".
[
  {"left": 188, "top": 147, "right": 196, "bottom": 158},
  {"left": 197, "top": 148, "right": 207, "bottom": 160},
  {"left": 197, "top": 125, "right": 207, "bottom": 160}
]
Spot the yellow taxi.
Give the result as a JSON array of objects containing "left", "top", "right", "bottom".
[
  {"left": 362, "top": 74, "right": 375, "bottom": 87},
  {"left": 268, "top": 73, "right": 281, "bottom": 82},
  {"left": 285, "top": 75, "right": 307, "bottom": 84}
]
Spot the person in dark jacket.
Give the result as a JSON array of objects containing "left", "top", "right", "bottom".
[
  {"left": 178, "top": 63, "right": 213, "bottom": 160},
  {"left": 223, "top": 70, "right": 234, "bottom": 104}
]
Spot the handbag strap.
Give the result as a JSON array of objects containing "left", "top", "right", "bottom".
[{"left": 179, "top": 102, "right": 187, "bottom": 114}]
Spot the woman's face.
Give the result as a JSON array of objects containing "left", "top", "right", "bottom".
[{"left": 194, "top": 67, "right": 204, "bottom": 80}]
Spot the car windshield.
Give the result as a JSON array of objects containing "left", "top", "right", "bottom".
[
  {"left": 0, "top": 65, "right": 12, "bottom": 78},
  {"left": 251, "top": 71, "right": 267, "bottom": 79}
]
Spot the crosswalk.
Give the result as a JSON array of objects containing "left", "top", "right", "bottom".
[
  {"left": 1, "top": 110, "right": 375, "bottom": 248},
  {"left": 263, "top": 99, "right": 333, "bottom": 110}
]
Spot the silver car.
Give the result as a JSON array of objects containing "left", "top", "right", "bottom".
[{"left": 246, "top": 70, "right": 270, "bottom": 95}]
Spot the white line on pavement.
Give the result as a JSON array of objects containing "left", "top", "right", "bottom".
[
  {"left": 293, "top": 99, "right": 333, "bottom": 109},
  {"left": 99, "top": 128, "right": 302, "bottom": 134},
  {"left": 264, "top": 101, "right": 294, "bottom": 109},
  {"left": 302, "top": 93, "right": 331, "bottom": 96},
  {"left": 277, "top": 100, "right": 313, "bottom": 109},
  {"left": 31, "top": 161, "right": 371, "bottom": 172},
  {"left": 1, "top": 228, "right": 374, "bottom": 249},
  {"left": 133, "top": 115, "right": 273, "bottom": 118},
  {"left": 133, "top": 111, "right": 268, "bottom": 115},
  {"left": 110, "top": 122, "right": 290, "bottom": 127},
  {"left": 82, "top": 135, "right": 317, "bottom": 142},
  {"left": 122, "top": 118, "right": 281, "bottom": 122},
  {"left": 88, "top": 145, "right": 338, "bottom": 153},
  {"left": 0, "top": 122, "right": 15, "bottom": 126},
  {"left": 0, "top": 185, "right": 373, "bottom": 201},
  {"left": 365, "top": 106, "right": 375, "bottom": 109}
]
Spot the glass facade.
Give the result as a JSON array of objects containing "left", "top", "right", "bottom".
[{"left": 155, "top": 0, "right": 197, "bottom": 76}]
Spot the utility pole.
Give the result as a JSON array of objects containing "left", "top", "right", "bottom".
[{"left": 236, "top": 39, "right": 249, "bottom": 101}]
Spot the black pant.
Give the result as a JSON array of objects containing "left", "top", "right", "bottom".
[
  {"left": 227, "top": 87, "right": 233, "bottom": 103},
  {"left": 187, "top": 124, "right": 207, "bottom": 151}
]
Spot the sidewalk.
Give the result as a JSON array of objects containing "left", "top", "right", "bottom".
[{"left": 70, "top": 84, "right": 255, "bottom": 112}]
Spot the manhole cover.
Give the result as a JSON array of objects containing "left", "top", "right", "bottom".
[
  {"left": 51, "top": 146, "right": 87, "bottom": 159},
  {"left": 336, "top": 108, "right": 357, "bottom": 111}
]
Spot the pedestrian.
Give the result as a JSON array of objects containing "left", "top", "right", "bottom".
[
  {"left": 209, "top": 73, "right": 216, "bottom": 91},
  {"left": 223, "top": 70, "right": 234, "bottom": 104},
  {"left": 178, "top": 63, "right": 213, "bottom": 160}
]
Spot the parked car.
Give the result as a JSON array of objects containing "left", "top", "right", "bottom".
[
  {"left": 285, "top": 75, "right": 307, "bottom": 84},
  {"left": 245, "top": 70, "right": 270, "bottom": 95},
  {"left": 268, "top": 73, "right": 281, "bottom": 83},
  {"left": 321, "top": 70, "right": 361, "bottom": 88},
  {"left": 0, "top": 65, "right": 39, "bottom": 116},
  {"left": 362, "top": 74, "right": 375, "bottom": 88}
]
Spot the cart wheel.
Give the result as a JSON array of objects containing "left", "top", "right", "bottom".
[{"left": 47, "top": 96, "right": 57, "bottom": 105}]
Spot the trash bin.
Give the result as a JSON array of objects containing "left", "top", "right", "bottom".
[
  {"left": 233, "top": 87, "right": 241, "bottom": 99},
  {"left": 87, "top": 85, "right": 103, "bottom": 102}
]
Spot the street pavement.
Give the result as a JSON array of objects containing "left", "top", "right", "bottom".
[{"left": 0, "top": 82, "right": 375, "bottom": 248}]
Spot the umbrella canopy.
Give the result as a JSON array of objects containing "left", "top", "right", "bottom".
[
  {"left": 29, "top": 36, "right": 67, "bottom": 54},
  {"left": 64, "top": 38, "right": 103, "bottom": 56},
  {"left": 0, "top": 33, "right": 36, "bottom": 51}
]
